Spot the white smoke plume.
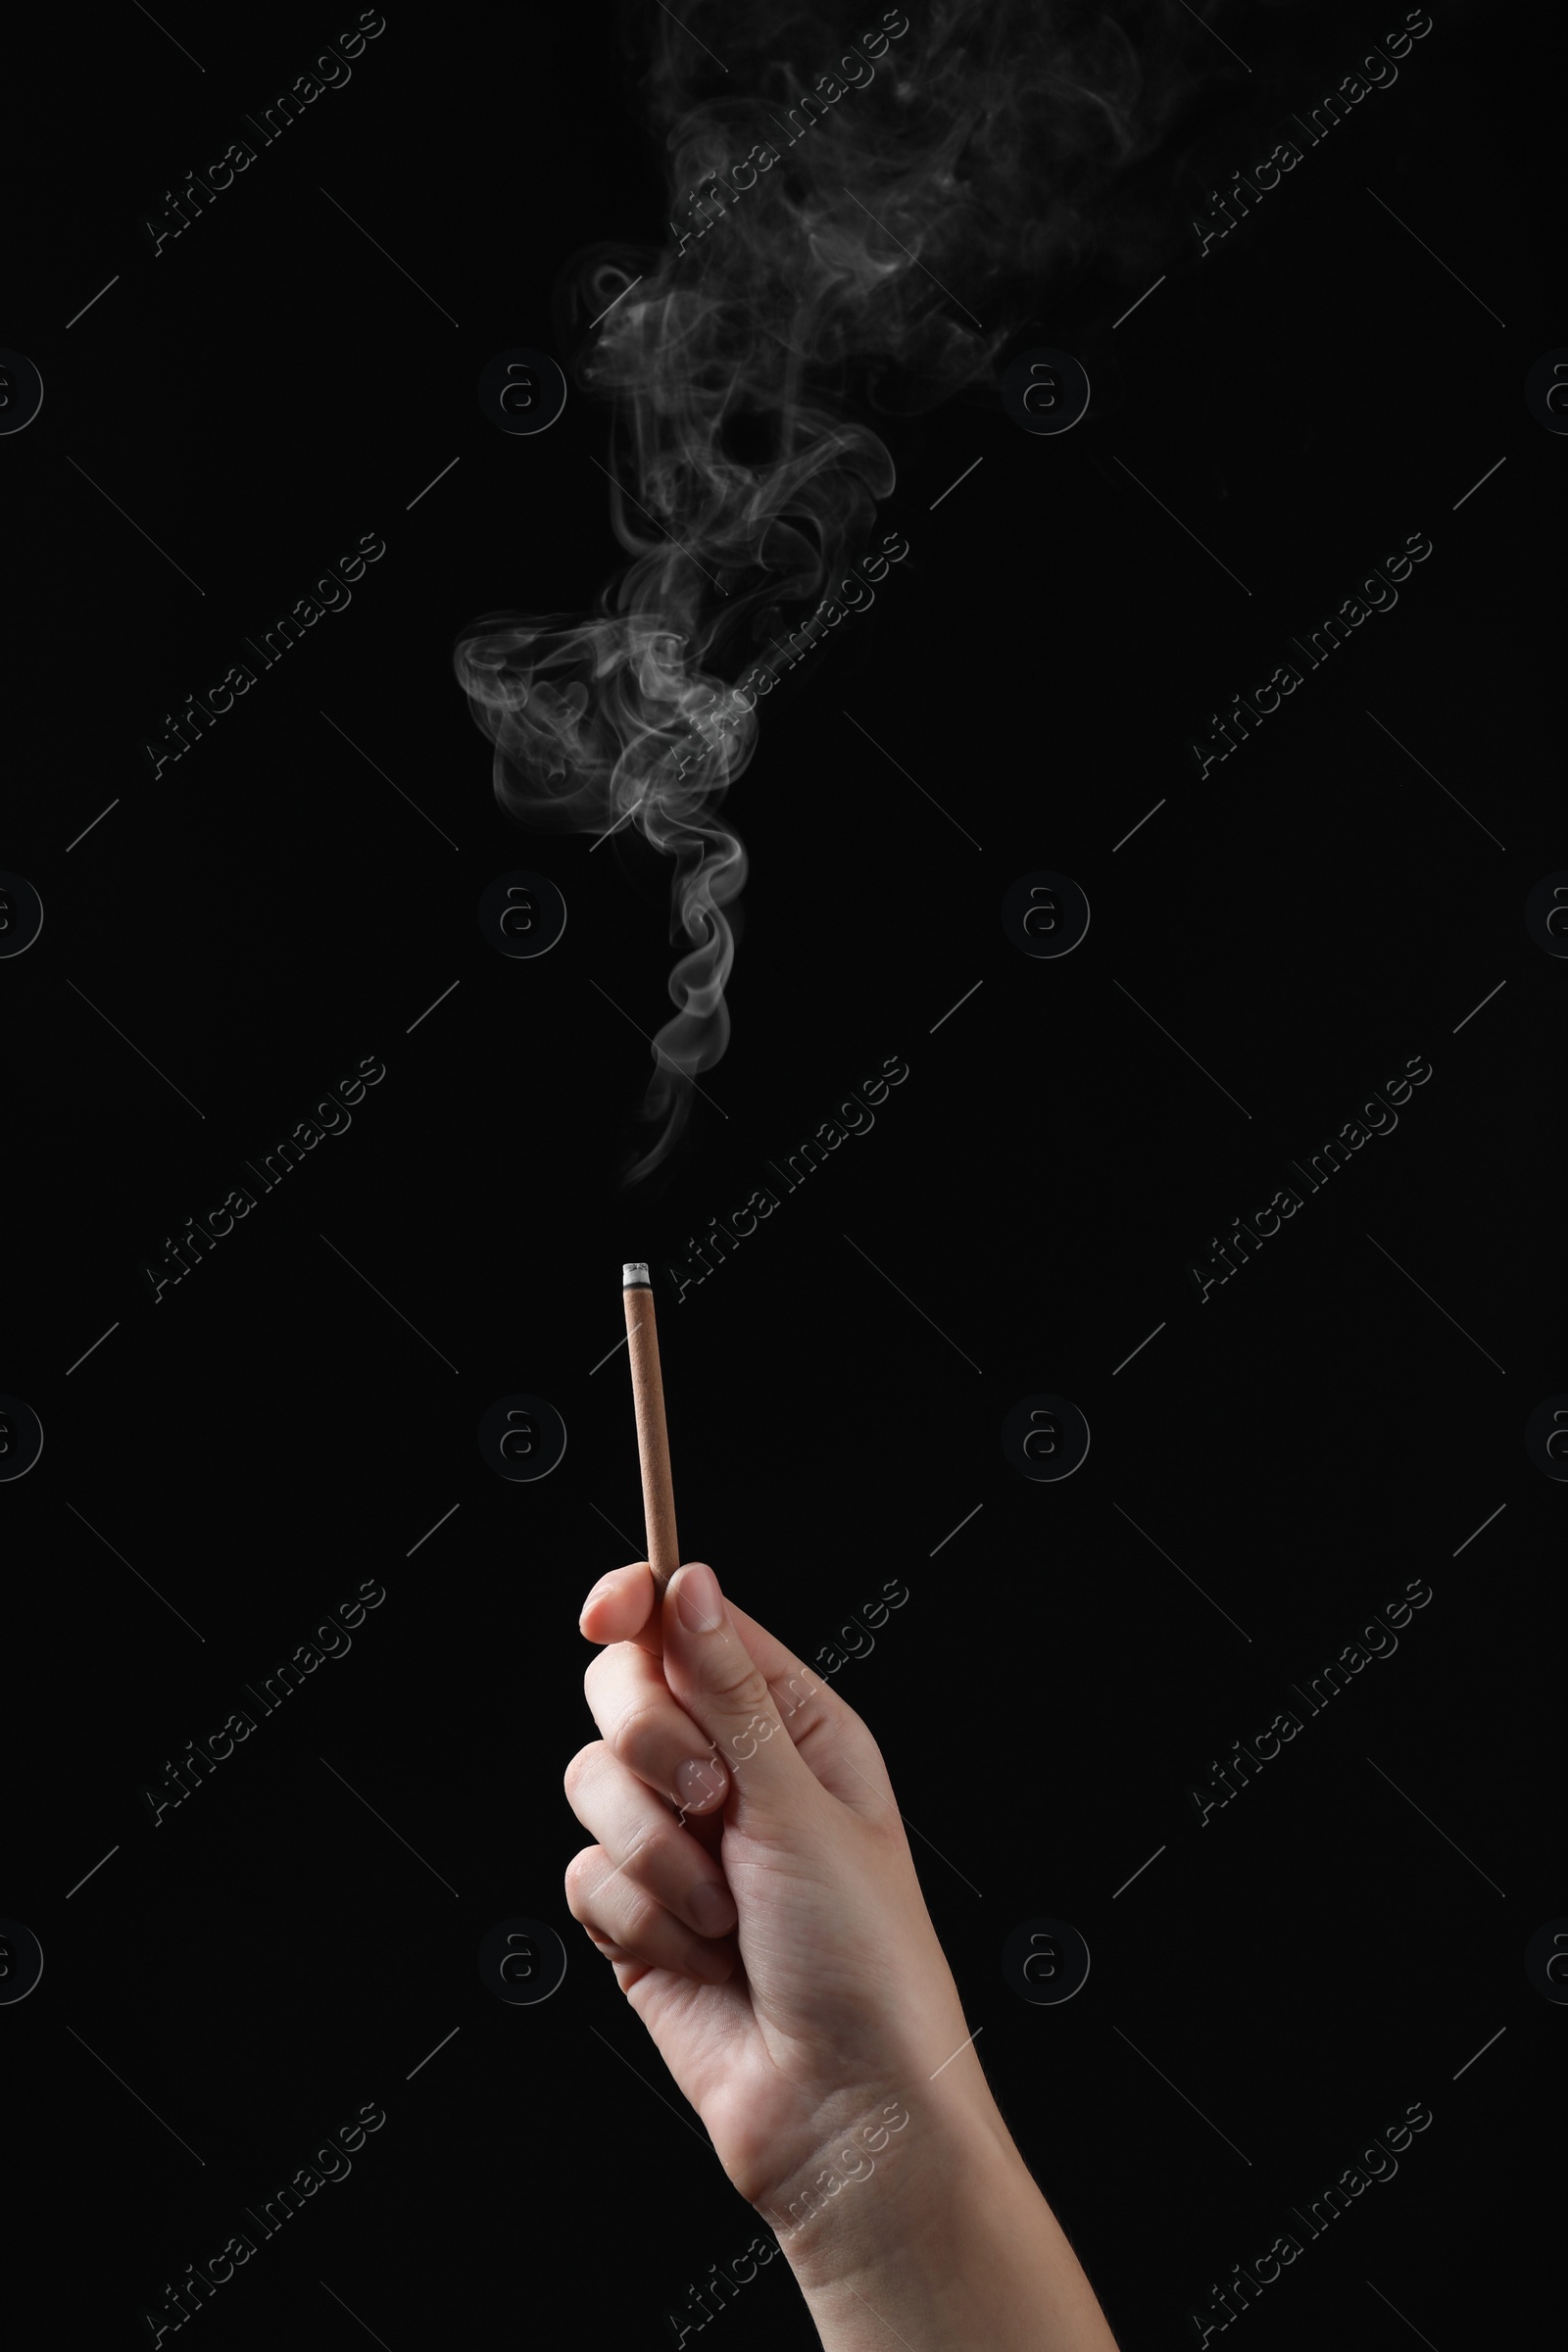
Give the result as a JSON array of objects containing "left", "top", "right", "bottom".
[{"left": 456, "top": 0, "right": 1211, "bottom": 1184}]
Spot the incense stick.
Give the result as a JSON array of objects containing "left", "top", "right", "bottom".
[{"left": 622, "top": 1263, "right": 680, "bottom": 1598}]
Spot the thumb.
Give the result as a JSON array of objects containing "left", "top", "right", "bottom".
[{"left": 662, "top": 1562, "right": 814, "bottom": 1824}]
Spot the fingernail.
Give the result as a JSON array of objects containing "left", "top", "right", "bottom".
[
  {"left": 580, "top": 1574, "right": 619, "bottom": 1619},
  {"left": 675, "top": 1754, "right": 726, "bottom": 1811},
  {"left": 689, "top": 1880, "right": 737, "bottom": 1936},
  {"left": 676, "top": 1562, "right": 724, "bottom": 1633}
]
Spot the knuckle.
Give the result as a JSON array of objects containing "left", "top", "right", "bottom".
[
  {"left": 774, "top": 1667, "right": 825, "bottom": 1722},
  {"left": 707, "top": 1640, "right": 771, "bottom": 1717},
  {"left": 608, "top": 1694, "right": 668, "bottom": 1774},
  {"left": 563, "top": 1846, "right": 603, "bottom": 1920},
  {"left": 628, "top": 1823, "right": 677, "bottom": 1883},
  {"left": 563, "top": 1740, "right": 605, "bottom": 1804},
  {"left": 614, "top": 1880, "right": 662, "bottom": 1943}
]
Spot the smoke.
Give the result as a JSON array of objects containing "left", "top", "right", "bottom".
[{"left": 456, "top": 0, "right": 1211, "bottom": 1186}]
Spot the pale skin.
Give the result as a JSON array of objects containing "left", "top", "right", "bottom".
[{"left": 566, "top": 1556, "right": 1122, "bottom": 2350}]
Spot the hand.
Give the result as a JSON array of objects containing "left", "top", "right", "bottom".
[
  {"left": 565, "top": 1559, "right": 1124, "bottom": 2351},
  {"left": 564, "top": 1557, "right": 990, "bottom": 2224}
]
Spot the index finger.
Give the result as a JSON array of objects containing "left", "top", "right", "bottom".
[
  {"left": 579, "top": 1561, "right": 809, "bottom": 1675},
  {"left": 577, "top": 1563, "right": 896, "bottom": 1812},
  {"left": 579, "top": 1558, "right": 847, "bottom": 1690},
  {"left": 578, "top": 1561, "right": 662, "bottom": 1652}
]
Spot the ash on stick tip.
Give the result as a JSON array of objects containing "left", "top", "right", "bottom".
[{"left": 622, "top": 1261, "right": 651, "bottom": 1288}]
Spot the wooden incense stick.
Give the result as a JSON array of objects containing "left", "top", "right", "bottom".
[{"left": 622, "top": 1263, "right": 680, "bottom": 1598}]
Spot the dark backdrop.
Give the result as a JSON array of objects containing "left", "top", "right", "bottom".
[{"left": 4, "top": 1, "right": 1559, "bottom": 2344}]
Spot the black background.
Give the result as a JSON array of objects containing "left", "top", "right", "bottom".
[{"left": 4, "top": 0, "right": 1559, "bottom": 2344}]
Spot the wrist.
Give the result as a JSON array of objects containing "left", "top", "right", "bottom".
[
  {"left": 765, "top": 2084, "right": 1120, "bottom": 2352},
  {"left": 758, "top": 2069, "right": 1016, "bottom": 2286}
]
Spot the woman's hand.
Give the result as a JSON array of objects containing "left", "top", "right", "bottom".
[
  {"left": 565, "top": 1557, "right": 1124, "bottom": 2350},
  {"left": 564, "top": 1557, "right": 990, "bottom": 2227}
]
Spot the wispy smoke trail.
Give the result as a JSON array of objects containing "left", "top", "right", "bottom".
[{"left": 456, "top": 0, "right": 1207, "bottom": 1185}]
